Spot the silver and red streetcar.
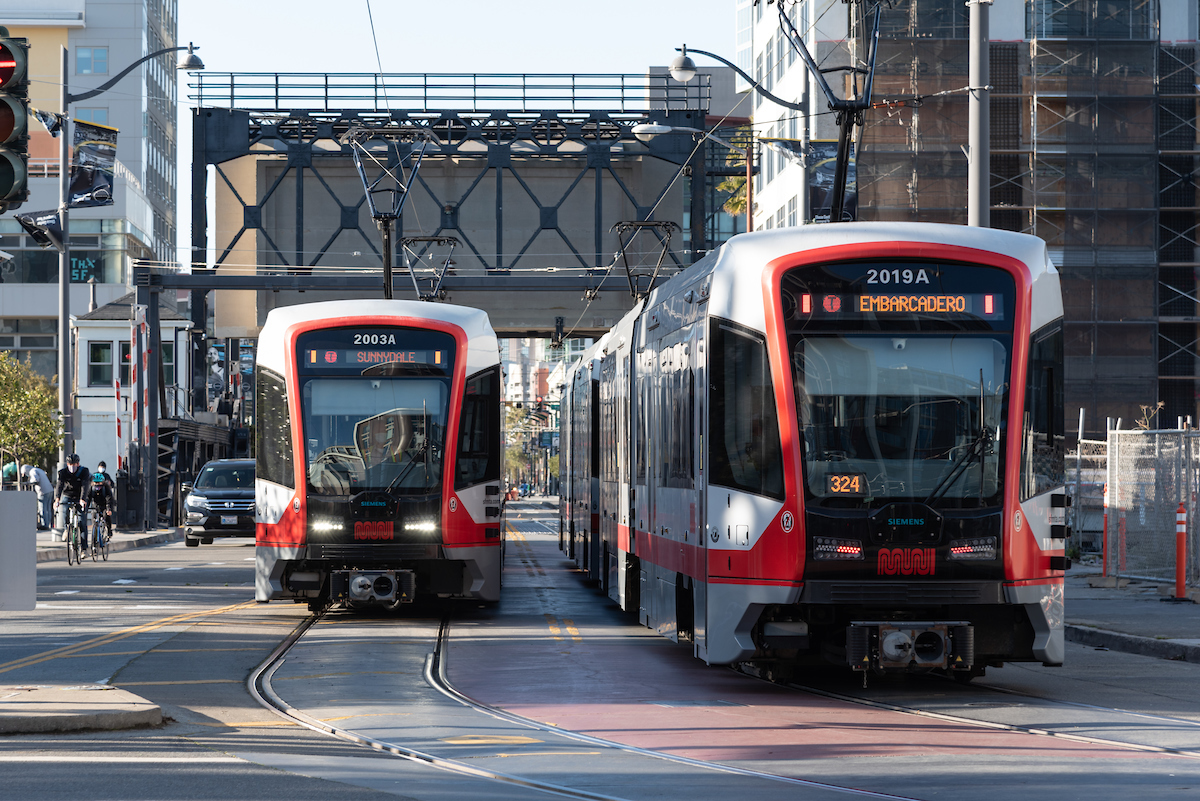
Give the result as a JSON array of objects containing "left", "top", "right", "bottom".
[
  {"left": 561, "top": 222, "right": 1066, "bottom": 678},
  {"left": 255, "top": 299, "right": 503, "bottom": 611}
]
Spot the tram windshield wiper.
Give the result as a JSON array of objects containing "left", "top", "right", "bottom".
[
  {"left": 924, "top": 369, "right": 993, "bottom": 505},
  {"left": 386, "top": 402, "right": 438, "bottom": 492},
  {"left": 922, "top": 426, "right": 992, "bottom": 505}
]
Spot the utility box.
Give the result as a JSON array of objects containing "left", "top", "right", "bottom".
[{"left": 0, "top": 492, "right": 37, "bottom": 611}]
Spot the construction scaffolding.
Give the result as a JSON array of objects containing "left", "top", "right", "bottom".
[{"left": 855, "top": 0, "right": 1197, "bottom": 438}]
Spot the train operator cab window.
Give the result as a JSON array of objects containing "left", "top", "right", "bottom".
[
  {"left": 456, "top": 366, "right": 500, "bottom": 489},
  {"left": 709, "top": 320, "right": 784, "bottom": 499},
  {"left": 1020, "top": 322, "right": 1064, "bottom": 500},
  {"left": 795, "top": 335, "right": 1009, "bottom": 508},
  {"left": 303, "top": 378, "right": 450, "bottom": 495},
  {"left": 256, "top": 367, "right": 294, "bottom": 488}
]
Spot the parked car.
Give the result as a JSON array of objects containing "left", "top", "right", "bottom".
[{"left": 182, "top": 459, "right": 255, "bottom": 547}]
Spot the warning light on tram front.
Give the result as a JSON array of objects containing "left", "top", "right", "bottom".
[
  {"left": 325, "top": 350, "right": 338, "bottom": 363},
  {"left": 984, "top": 294, "right": 994, "bottom": 315}
]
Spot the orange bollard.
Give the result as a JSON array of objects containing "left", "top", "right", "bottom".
[{"left": 1177, "top": 502, "right": 1188, "bottom": 600}]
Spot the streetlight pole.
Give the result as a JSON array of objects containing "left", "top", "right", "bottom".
[
  {"left": 57, "top": 46, "right": 70, "bottom": 468},
  {"left": 670, "top": 7, "right": 880, "bottom": 225},
  {"left": 55, "top": 43, "right": 203, "bottom": 469}
]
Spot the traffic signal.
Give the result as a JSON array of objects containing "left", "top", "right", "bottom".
[{"left": 0, "top": 27, "right": 30, "bottom": 212}]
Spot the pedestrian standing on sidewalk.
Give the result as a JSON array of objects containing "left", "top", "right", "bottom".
[{"left": 20, "top": 464, "right": 53, "bottom": 530}]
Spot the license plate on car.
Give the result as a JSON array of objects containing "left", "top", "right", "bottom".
[{"left": 221, "top": 515, "right": 238, "bottom": 526}]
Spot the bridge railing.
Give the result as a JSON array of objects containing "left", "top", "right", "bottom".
[{"left": 189, "top": 72, "right": 711, "bottom": 113}]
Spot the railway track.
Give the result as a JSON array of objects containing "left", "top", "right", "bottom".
[{"left": 247, "top": 607, "right": 928, "bottom": 801}]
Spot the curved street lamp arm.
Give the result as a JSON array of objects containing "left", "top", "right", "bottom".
[
  {"left": 67, "top": 45, "right": 193, "bottom": 104},
  {"left": 677, "top": 46, "right": 808, "bottom": 112}
]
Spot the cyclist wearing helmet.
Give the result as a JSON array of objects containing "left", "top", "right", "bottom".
[
  {"left": 54, "top": 454, "right": 89, "bottom": 540},
  {"left": 84, "top": 461, "right": 116, "bottom": 547}
]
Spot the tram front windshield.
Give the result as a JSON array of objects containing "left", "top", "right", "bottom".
[
  {"left": 782, "top": 260, "right": 1015, "bottom": 510},
  {"left": 295, "top": 327, "right": 455, "bottom": 497}
]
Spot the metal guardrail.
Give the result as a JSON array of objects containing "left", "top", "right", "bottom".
[{"left": 188, "top": 72, "right": 711, "bottom": 113}]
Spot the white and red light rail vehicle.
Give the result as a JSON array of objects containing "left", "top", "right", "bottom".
[
  {"left": 255, "top": 299, "right": 503, "bottom": 611},
  {"left": 560, "top": 222, "right": 1067, "bottom": 678}
]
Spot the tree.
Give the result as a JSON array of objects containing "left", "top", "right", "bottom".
[
  {"left": 715, "top": 125, "right": 755, "bottom": 217},
  {"left": 0, "top": 351, "right": 61, "bottom": 471}
]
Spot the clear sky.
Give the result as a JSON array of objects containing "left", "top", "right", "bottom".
[{"left": 174, "top": 0, "right": 738, "bottom": 262}]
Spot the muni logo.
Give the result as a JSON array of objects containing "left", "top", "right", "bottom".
[
  {"left": 354, "top": 521, "right": 394, "bottom": 541},
  {"left": 877, "top": 547, "right": 936, "bottom": 576}
]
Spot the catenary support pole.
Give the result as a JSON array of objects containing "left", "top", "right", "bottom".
[{"left": 967, "top": 0, "right": 991, "bottom": 227}]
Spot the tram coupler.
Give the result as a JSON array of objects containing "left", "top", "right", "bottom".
[
  {"left": 846, "top": 621, "right": 974, "bottom": 672},
  {"left": 331, "top": 569, "right": 417, "bottom": 605}
]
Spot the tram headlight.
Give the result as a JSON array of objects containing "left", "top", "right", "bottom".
[
  {"left": 813, "top": 537, "right": 864, "bottom": 560},
  {"left": 185, "top": 493, "right": 209, "bottom": 511},
  {"left": 404, "top": 519, "right": 438, "bottom": 534},
  {"left": 310, "top": 517, "right": 344, "bottom": 533},
  {"left": 948, "top": 536, "right": 997, "bottom": 560}
]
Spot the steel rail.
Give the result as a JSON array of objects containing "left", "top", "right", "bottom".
[
  {"left": 778, "top": 675, "right": 1200, "bottom": 760},
  {"left": 246, "top": 611, "right": 634, "bottom": 801},
  {"left": 245, "top": 603, "right": 921, "bottom": 800}
]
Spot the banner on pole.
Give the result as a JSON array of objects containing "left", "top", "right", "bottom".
[
  {"left": 14, "top": 209, "right": 64, "bottom": 251},
  {"left": 69, "top": 120, "right": 119, "bottom": 208}
]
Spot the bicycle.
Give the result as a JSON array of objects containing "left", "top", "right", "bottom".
[
  {"left": 91, "top": 506, "right": 111, "bottom": 561},
  {"left": 63, "top": 501, "right": 84, "bottom": 565}
]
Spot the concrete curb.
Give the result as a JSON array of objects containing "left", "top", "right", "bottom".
[
  {"left": 0, "top": 685, "right": 161, "bottom": 734},
  {"left": 1065, "top": 623, "right": 1200, "bottom": 664},
  {"left": 35, "top": 529, "right": 184, "bottom": 564}
]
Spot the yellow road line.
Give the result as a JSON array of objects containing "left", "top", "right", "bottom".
[
  {"left": 562, "top": 618, "right": 583, "bottom": 642},
  {"left": 113, "top": 679, "right": 241, "bottom": 686},
  {"left": 543, "top": 613, "right": 563, "bottom": 640},
  {"left": 61, "top": 647, "right": 264, "bottom": 658},
  {"left": 186, "top": 720, "right": 299, "bottom": 728},
  {"left": 440, "top": 735, "right": 543, "bottom": 745},
  {"left": 0, "top": 601, "right": 256, "bottom": 674}
]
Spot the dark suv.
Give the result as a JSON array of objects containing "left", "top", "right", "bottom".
[{"left": 182, "top": 459, "right": 255, "bottom": 547}]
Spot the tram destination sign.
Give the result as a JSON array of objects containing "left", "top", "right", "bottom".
[
  {"left": 296, "top": 326, "right": 457, "bottom": 374},
  {"left": 798, "top": 291, "right": 1002, "bottom": 320},
  {"left": 305, "top": 348, "right": 447, "bottom": 367}
]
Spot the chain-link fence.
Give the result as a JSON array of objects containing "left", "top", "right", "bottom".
[
  {"left": 1066, "top": 438, "right": 1108, "bottom": 554},
  {"left": 1082, "top": 429, "right": 1200, "bottom": 584}
]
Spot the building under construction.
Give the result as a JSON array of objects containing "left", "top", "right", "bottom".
[{"left": 743, "top": 0, "right": 1199, "bottom": 437}]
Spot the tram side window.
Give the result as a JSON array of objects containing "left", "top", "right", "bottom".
[
  {"left": 256, "top": 367, "right": 295, "bottom": 489},
  {"left": 456, "top": 366, "right": 501, "bottom": 489},
  {"left": 635, "top": 376, "right": 647, "bottom": 483},
  {"left": 1020, "top": 322, "right": 1064, "bottom": 500},
  {"left": 709, "top": 320, "right": 785, "bottom": 500},
  {"left": 591, "top": 379, "right": 600, "bottom": 479}
]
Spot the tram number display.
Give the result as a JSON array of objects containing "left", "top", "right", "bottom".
[{"left": 827, "top": 472, "right": 867, "bottom": 495}]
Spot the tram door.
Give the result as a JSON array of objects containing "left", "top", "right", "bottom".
[
  {"left": 651, "top": 328, "right": 697, "bottom": 642},
  {"left": 690, "top": 323, "right": 707, "bottom": 655},
  {"left": 633, "top": 344, "right": 654, "bottom": 626}
]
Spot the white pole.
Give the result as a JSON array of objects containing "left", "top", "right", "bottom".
[{"left": 967, "top": 0, "right": 991, "bottom": 227}]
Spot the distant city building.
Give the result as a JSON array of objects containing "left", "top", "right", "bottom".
[
  {"left": 0, "top": 0, "right": 183, "bottom": 382},
  {"left": 740, "top": 0, "right": 1200, "bottom": 436}
]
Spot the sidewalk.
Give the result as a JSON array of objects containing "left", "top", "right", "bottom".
[
  {"left": 34, "top": 524, "right": 184, "bottom": 563},
  {"left": 0, "top": 523, "right": 184, "bottom": 734},
  {"left": 1063, "top": 559, "right": 1200, "bottom": 663}
]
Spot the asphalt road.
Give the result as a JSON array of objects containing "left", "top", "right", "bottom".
[{"left": 1, "top": 510, "right": 1199, "bottom": 800}]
